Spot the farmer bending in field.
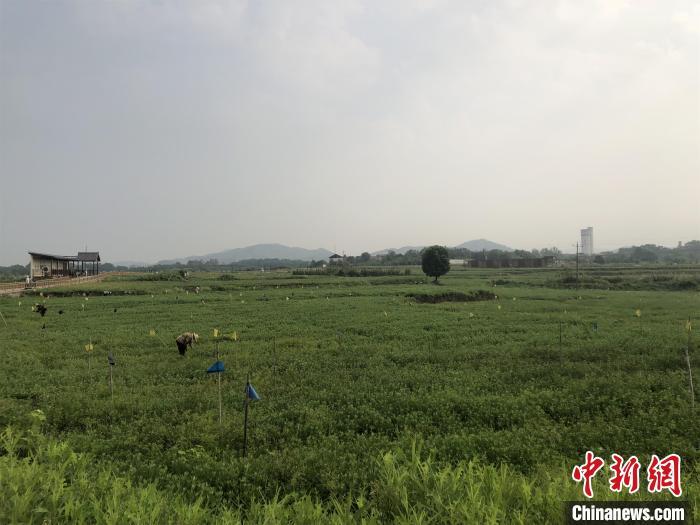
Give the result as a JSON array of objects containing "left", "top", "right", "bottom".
[{"left": 175, "top": 332, "right": 199, "bottom": 356}]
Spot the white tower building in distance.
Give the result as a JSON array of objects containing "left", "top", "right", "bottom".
[{"left": 581, "top": 227, "right": 594, "bottom": 256}]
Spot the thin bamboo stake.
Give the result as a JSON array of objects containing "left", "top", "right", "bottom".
[
  {"left": 685, "top": 319, "right": 695, "bottom": 409},
  {"left": 559, "top": 320, "right": 562, "bottom": 351},
  {"left": 107, "top": 352, "right": 115, "bottom": 403},
  {"left": 217, "top": 344, "right": 222, "bottom": 425},
  {"left": 272, "top": 338, "right": 277, "bottom": 376},
  {"left": 218, "top": 373, "right": 222, "bottom": 425},
  {"left": 243, "top": 372, "right": 250, "bottom": 457}
]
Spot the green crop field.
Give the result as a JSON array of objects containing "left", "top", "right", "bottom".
[{"left": 1, "top": 267, "right": 699, "bottom": 523}]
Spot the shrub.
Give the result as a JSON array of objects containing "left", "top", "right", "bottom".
[{"left": 407, "top": 290, "right": 496, "bottom": 304}]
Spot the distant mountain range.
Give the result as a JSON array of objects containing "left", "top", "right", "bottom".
[
  {"left": 155, "top": 239, "right": 513, "bottom": 265},
  {"left": 157, "top": 244, "right": 334, "bottom": 265},
  {"left": 111, "top": 260, "right": 151, "bottom": 268},
  {"left": 454, "top": 239, "right": 513, "bottom": 252},
  {"left": 373, "top": 239, "right": 513, "bottom": 255},
  {"left": 371, "top": 246, "right": 425, "bottom": 255}
]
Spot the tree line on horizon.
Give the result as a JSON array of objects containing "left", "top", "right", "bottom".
[{"left": 1, "top": 241, "right": 699, "bottom": 280}]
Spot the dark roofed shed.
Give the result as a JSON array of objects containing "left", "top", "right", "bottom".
[{"left": 77, "top": 252, "right": 101, "bottom": 262}]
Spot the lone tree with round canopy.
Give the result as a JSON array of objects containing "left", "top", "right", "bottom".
[{"left": 421, "top": 245, "right": 450, "bottom": 283}]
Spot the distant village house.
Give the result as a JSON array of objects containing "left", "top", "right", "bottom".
[
  {"left": 328, "top": 253, "right": 345, "bottom": 265},
  {"left": 467, "top": 256, "right": 555, "bottom": 269}
]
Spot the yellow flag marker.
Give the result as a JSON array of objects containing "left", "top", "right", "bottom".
[
  {"left": 497, "top": 305, "right": 502, "bottom": 310},
  {"left": 286, "top": 297, "right": 290, "bottom": 301},
  {"left": 213, "top": 328, "right": 220, "bottom": 338},
  {"left": 635, "top": 309, "right": 641, "bottom": 318},
  {"left": 469, "top": 312, "right": 474, "bottom": 318},
  {"left": 85, "top": 297, "right": 88, "bottom": 301},
  {"left": 149, "top": 328, "right": 156, "bottom": 337},
  {"left": 232, "top": 331, "right": 238, "bottom": 341},
  {"left": 383, "top": 311, "right": 388, "bottom": 317},
  {"left": 686, "top": 320, "right": 692, "bottom": 332},
  {"left": 84, "top": 343, "right": 94, "bottom": 353}
]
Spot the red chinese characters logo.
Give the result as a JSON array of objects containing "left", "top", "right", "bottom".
[
  {"left": 572, "top": 451, "right": 605, "bottom": 498},
  {"left": 647, "top": 454, "right": 682, "bottom": 497},
  {"left": 609, "top": 454, "right": 640, "bottom": 494},
  {"left": 572, "top": 452, "right": 682, "bottom": 498}
]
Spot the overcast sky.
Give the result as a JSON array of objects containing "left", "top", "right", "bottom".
[{"left": 1, "top": 0, "right": 698, "bottom": 265}]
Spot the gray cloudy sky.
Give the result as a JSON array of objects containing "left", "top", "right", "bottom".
[{"left": 1, "top": 0, "right": 698, "bottom": 265}]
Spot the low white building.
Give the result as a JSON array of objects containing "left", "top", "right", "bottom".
[{"left": 28, "top": 251, "right": 101, "bottom": 279}]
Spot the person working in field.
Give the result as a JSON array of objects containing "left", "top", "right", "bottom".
[{"left": 175, "top": 332, "right": 199, "bottom": 356}]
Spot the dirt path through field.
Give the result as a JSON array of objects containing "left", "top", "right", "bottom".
[{"left": 0, "top": 273, "right": 113, "bottom": 296}]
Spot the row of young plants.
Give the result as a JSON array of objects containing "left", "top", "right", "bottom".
[{"left": 5, "top": 422, "right": 697, "bottom": 524}]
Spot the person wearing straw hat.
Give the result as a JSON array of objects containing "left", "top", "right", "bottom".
[{"left": 175, "top": 332, "right": 199, "bottom": 356}]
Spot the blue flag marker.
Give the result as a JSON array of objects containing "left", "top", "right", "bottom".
[
  {"left": 207, "top": 360, "right": 225, "bottom": 374},
  {"left": 246, "top": 383, "right": 261, "bottom": 401}
]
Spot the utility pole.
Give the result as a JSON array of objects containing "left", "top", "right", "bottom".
[{"left": 576, "top": 242, "right": 580, "bottom": 284}]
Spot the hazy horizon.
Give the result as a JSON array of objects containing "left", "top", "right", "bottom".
[{"left": 1, "top": 1, "right": 699, "bottom": 266}]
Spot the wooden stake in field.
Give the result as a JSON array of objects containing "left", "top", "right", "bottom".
[
  {"left": 559, "top": 320, "right": 563, "bottom": 351},
  {"left": 149, "top": 328, "right": 167, "bottom": 348},
  {"left": 272, "top": 338, "right": 277, "bottom": 376},
  {"left": 243, "top": 373, "right": 261, "bottom": 458},
  {"left": 243, "top": 373, "right": 250, "bottom": 457},
  {"left": 85, "top": 340, "right": 94, "bottom": 371},
  {"left": 107, "top": 351, "right": 116, "bottom": 400},
  {"left": 635, "top": 309, "right": 642, "bottom": 334},
  {"left": 216, "top": 352, "right": 222, "bottom": 425},
  {"left": 685, "top": 319, "right": 695, "bottom": 409},
  {"left": 206, "top": 351, "right": 225, "bottom": 425},
  {"left": 213, "top": 329, "right": 221, "bottom": 424}
]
